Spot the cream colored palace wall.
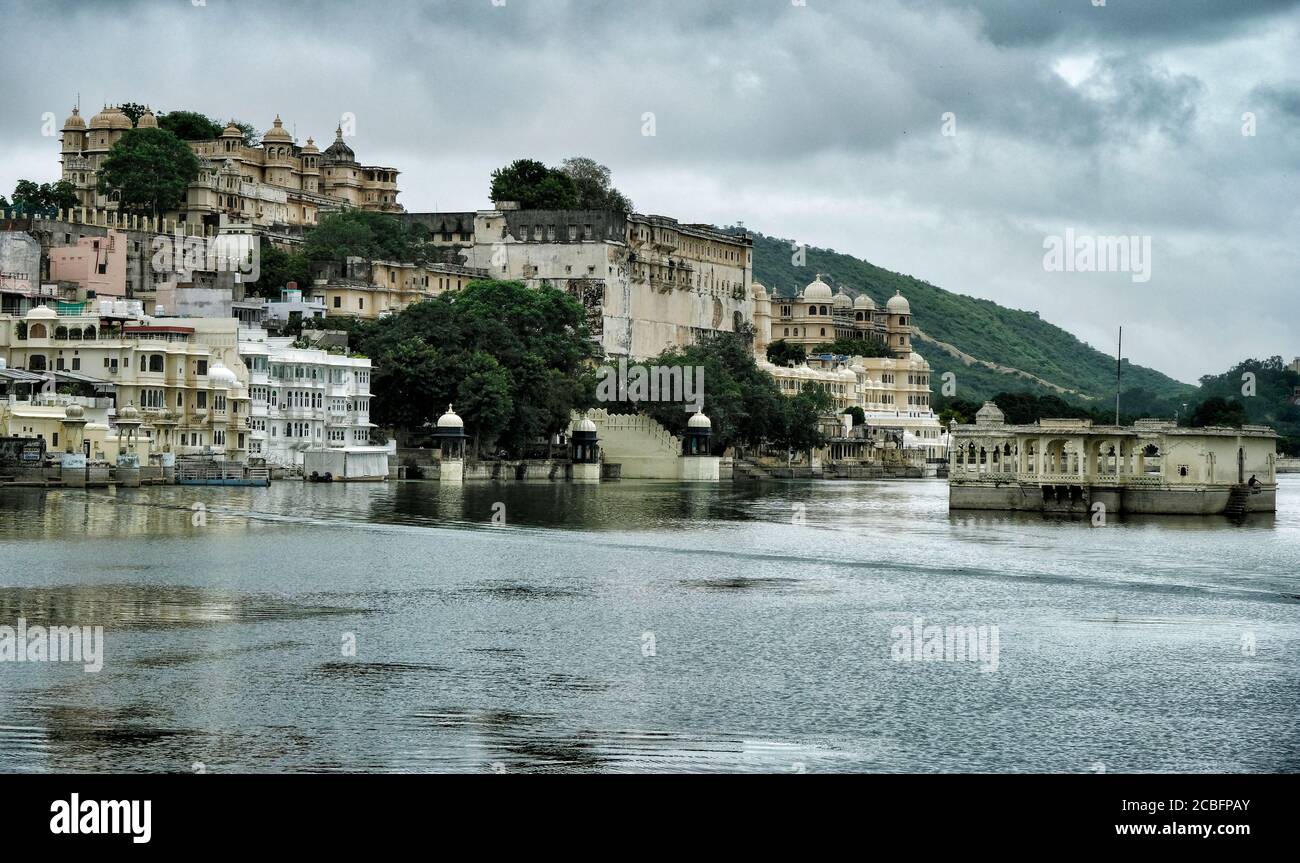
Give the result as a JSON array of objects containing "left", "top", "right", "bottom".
[
  {"left": 578, "top": 408, "right": 683, "bottom": 479},
  {"left": 1161, "top": 435, "right": 1276, "bottom": 484},
  {"left": 462, "top": 236, "right": 754, "bottom": 360}
]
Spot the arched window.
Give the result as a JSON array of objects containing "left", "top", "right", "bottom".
[
  {"left": 149, "top": 355, "right": 164, "bottom": 373},
  {"left": 29, "top": 323, "right": 47, "bottom": 339},
  {"left": 69, "top": 328, "right": 82, "bottom": 340},
  {"left": 83, "top": 326, "right": 96, "bottom": 340},
  {"left": 29, "top": 354, "right": 47, "bottom": 371},
  {"left": 54, "top": 326, "right": 68, "bottom": 339}
]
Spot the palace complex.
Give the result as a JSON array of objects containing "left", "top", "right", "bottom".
[
  {"left": 0, "top": 101, "right": 947, "bottom": 477},
  {"left": 59, "top": 105, "right": 401, "bottom": 230}
]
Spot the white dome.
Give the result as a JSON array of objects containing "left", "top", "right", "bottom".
[
  {"left": 117, "top": 402, "right": 141, "bottom": 421},
  {"left": 575, "top": 417, "right": 597, "bottom": 433},
  {"left": 64, "top": 403, "right": 85, "bottom": 420},
  {"left": 886, "top": 291, "right": 911, "bottom": 314},
  {"left": 207, "top": 361, "right": 238, "bottom": 387},
  {"left": 687, "top": 411, "right": 711, "bottom": 429},
  {"left": 833, "top": 291, "right": 852, "bottom": 309},
  {"left": 802, "top": 275, "right": 833, "bottom": 301},
  {"left": 853, "top": 294, "right": 876, "bottom": 311},
  {"left": 436, "top": 405, "right": 464, "bottom": 428},
  {"left": 26, "top": 305, "right": 58, "bottom": 320},
  {"left": 751, "top": 281, "right": 768, "bottom": 299}
]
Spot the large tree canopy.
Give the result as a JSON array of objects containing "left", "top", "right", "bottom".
[
  {"left": 488, "top": 159, "right": 579, "bottom": 210},
  {"left": 157, "top": 110, "right": 257, "bottom": 145},
  {"left": 249, "top": 238, "right": 313, "bottom": 298},
  {"left": 489, "top": 157, "right": 634, "bottom": 212},
  {"left": 96, "top": 128, "right": 200, "bottom": 218},
  {"left": 321, "top": 279, "right": 597, "bottom": 456},
  {"left": 302, "top": 209, "right": 430, "bottom": 264},
  {"left": 559, "top": 157, "right": 633, "bottom": 212}
]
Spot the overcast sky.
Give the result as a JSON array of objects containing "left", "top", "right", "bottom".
[{"left": 5, "top": 0, "right": 1297, "bottom": 382}]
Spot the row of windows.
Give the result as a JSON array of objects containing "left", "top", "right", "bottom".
[
  {"left": 264, "top": 423, "right": 368, "bottom": 444},
  {"left": 134, "top": 389, "right": 229, "bottom": 411}
]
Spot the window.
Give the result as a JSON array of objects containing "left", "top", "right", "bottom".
[
  {"left": 197, "top": 359, "right": 207, "bottom": 375},
  {"left": 333, "top": 296, "right": 341, "bottom": 308},
  {"left": 358, "top": 298, "right": 364, "bottom": 310},
  {"left": 71, "top": 358, "right": 80, "bottom": 371},
  {"left": 196, "top": 391, "right": 208, "bottom": 409}
]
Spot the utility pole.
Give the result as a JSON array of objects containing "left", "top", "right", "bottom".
[{"left": 1115, "top": 326, "right": 1122, "bottom": 426}]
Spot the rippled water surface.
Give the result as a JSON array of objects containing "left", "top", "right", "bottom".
[{"left": 1, "top": 477, "right": 1297, "bottom": 773}]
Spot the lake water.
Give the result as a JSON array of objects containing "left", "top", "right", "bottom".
[{"left": 1, "top": 476, "right": 1297, "bottom": 773}]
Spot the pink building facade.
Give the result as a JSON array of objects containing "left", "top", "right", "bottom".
[{"left": 48, "top": 230, "right": 127, "bottom": 298}]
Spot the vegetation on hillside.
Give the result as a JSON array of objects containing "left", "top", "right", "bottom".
[
  {"left": 937, "top": 356, "right": 1298, "bottom": 455},
  {"left": 748, "top": 232, "right": 1196, "bottom": 410}
]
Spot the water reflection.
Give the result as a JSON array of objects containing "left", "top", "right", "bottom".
[{"left": 0, "top": 477, "right": 1297, "bottom": 772}]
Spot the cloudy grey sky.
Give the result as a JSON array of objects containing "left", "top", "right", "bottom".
[{"left": 4, "top": 0, "right": 1297, "bottom": 382}]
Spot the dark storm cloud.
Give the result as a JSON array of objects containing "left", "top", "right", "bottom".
[
  {"left": 933, "top": 0, "right": 1300, "bottom": 46},
  {"left": 1252, "top": 80, "right": 1300, "bottom": 120}
]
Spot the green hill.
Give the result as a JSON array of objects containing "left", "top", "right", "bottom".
[{"left": 749, "top": 232, "right": 1196, "bottom": 410}]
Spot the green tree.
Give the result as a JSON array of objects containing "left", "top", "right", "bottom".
[
  {"left": 353, "top": 280, "right": 595, "bottom": 457},
  {"left": 810, "top": 337, "right": 894, "bottom": 358},
  {"left": 455, "top": 351, "right": 514, "bottom": 453},
  {"left": 369, "top": 338, "right": 445, "bottom": 431},
  {"left": 10, "top": 179, "right": 78, "bottom": 213},
  {"left": 117, "top": 103, "right": 150, "bottom": 125},
  {"left": 249, "top": 238, "right": 313, "bottom": 298},
  {"left": 560, "top": 157, "right": 633, "bottom": 211},
  {"left": 766, "top": 339, "right": 806, "bottom": 367},
  {"left": 97, "top": 128, "right": 200, "bottom": 217},
  {"left": 303, "top": 208, "right": 429, "bottom": 264},
  {"left": 844, "top": 406, "right": 865, "bottom": 426},
  {"left": 774, "top": 386, "right": 834, "bottom": 455},
  {"left": 619, "top": 332, "right": 821, "bottom": 455},
  {"left": 1189, "top": 396, "right": 1248, "bottom": 428},
  {"left": 157, "top": 110, "right": 223, "bottom": 141},
  {"left": 489, "top": 159, "right": 579, "bottom": 209}
]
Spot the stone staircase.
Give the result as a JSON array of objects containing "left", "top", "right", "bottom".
[
  {"left": 1224, "top": 484, "right": 1252, "bottom": 516},
  {"left": 732, "top": 457, "right": 771, "bottom": 481}
]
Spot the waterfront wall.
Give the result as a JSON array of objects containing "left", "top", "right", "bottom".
[{"left": 949, "top": 482, "right": 1276, "bottom": 514}]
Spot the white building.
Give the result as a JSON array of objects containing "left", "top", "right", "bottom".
[{"left": 237, "top": 328, "right": 375, "bottom": 467}]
